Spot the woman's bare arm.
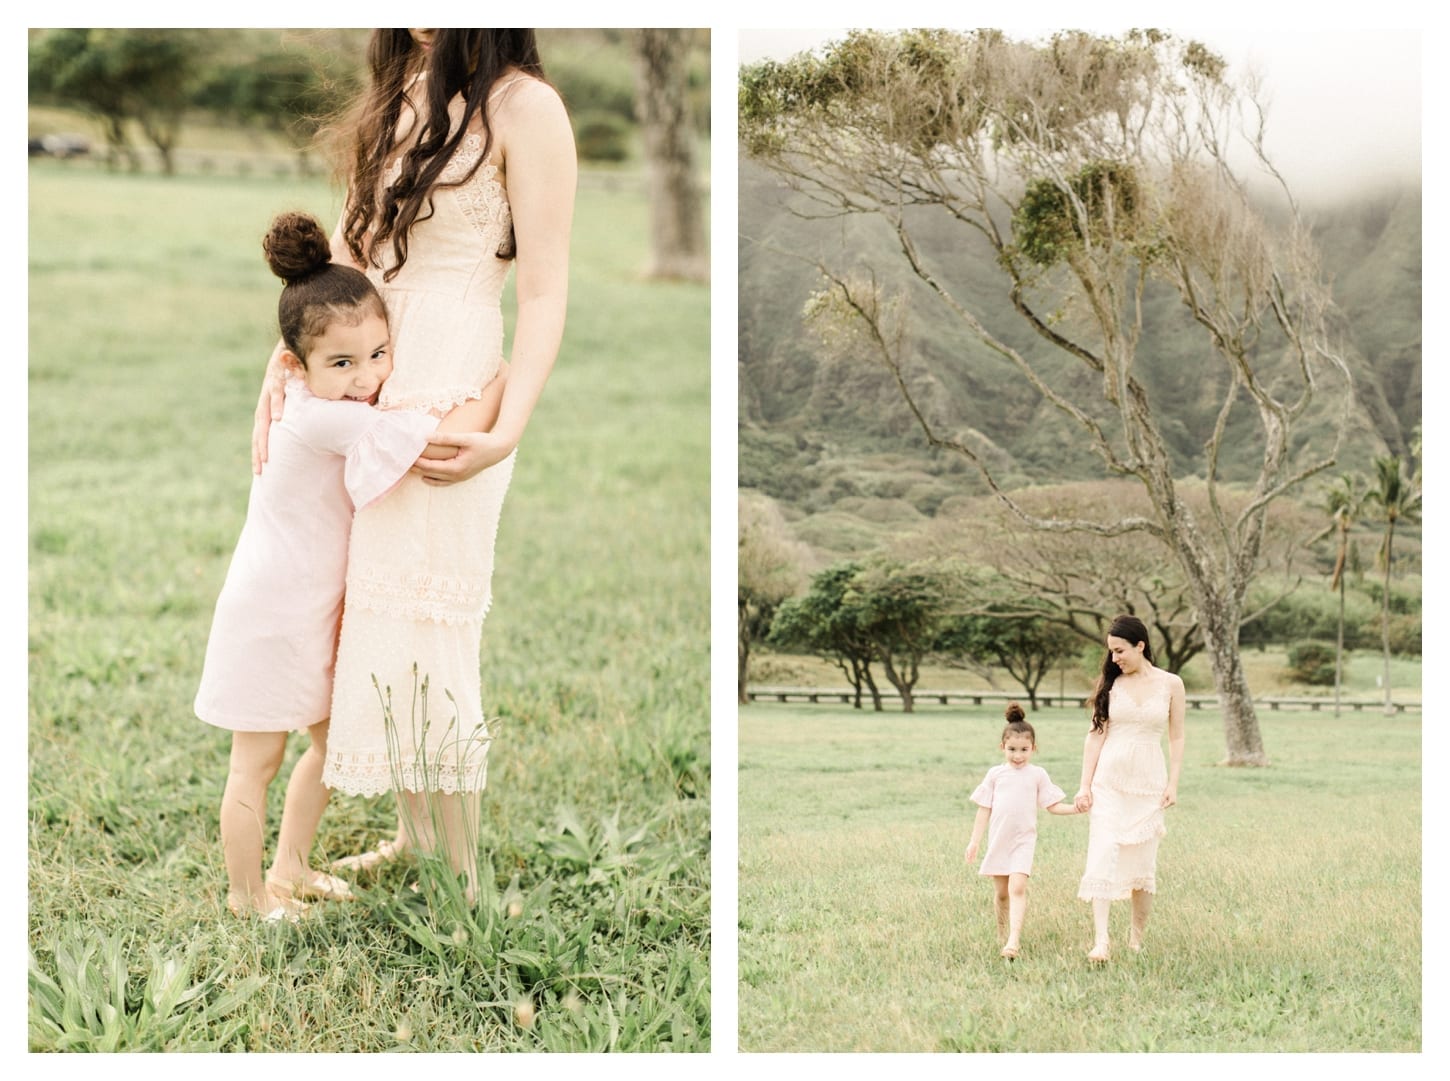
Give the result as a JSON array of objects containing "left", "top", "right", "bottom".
[
  {"left": 412, "top": 79, "right": 576, "bottom": 484},
  {"left": 417, "top": 364, "right": 509, "bottom": 460}
]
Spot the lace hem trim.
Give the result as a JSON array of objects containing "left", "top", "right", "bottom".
[
  {"left": 381, "top": 385, "right": 485, "bottom": 417},
  {"left": 323, "top": 756, "right": 488, "bottom": 797},
  {"left": 1078, "top": 876, "right": 1157, "bottom": 901},
  {"left": 346, "top": 569, "right": 493, "bottom": 625}
]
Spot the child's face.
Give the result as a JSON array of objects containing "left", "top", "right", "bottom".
[
  {"left": 1001, "top": 734, "right": 1035, "bottom": 768},
  {"left": 296, "top": 312, "right": 393, "bottom": 404}
]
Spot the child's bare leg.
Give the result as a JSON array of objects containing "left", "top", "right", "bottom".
[
  {"left": 267, "top": 720, "right": 348, "bottom": 898},
  {"left": 1088, "top": 898, "right": 1112, "bottom": 960},
  {"left": 1003, "top": 873, "right": 1029, "bottom": 952},
  {"left": 1129, "top": 889, "right": 1153, "bottom": 950},
  {"left": 992, "top": 876, "right": 1010, "bottom": 942},
  {"left": 220, "top": 732, "right": 286, "bottom": 913}
]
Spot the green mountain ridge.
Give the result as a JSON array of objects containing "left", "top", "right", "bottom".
[{"left": 739, "top": 161, "right": 1421, "bottom": 534}]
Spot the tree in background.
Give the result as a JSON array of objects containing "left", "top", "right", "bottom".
[
  {"left": 29, "top": 29, "right": 209, "bottom": 174},
  {"left": 769, "top": 563, "right": 882, "bottom": 710},
  {"left": 1313, "top": 473, "right": 1368, "bottom": 715},
  {"left": 632, "top": 29, "right": 708, "bottom": 281},
  {"left": 937, "top": 603, "right": 1082, "bottom": 709},
  {"left": 1366, "top": 454, "right": 1420, "bottom": 714},
  {"left": 193, "top": 30, "right": 363, "bottom": 175},
  {"left": 845, "top": 560, "right": 957, "bottom": 713},
  {"left": 739, "top": 493, "right": 810, "bottom": 703},
  {"left": 742, "top": 30, "right": 1354, "bottom": 764}
]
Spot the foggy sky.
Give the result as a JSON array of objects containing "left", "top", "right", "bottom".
[{"left": 737, "top": 27, "right": 1422, "bottom": 204}]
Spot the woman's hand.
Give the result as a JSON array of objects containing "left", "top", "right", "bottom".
[
  {"left": 1160, "top": 784, "right": 1178, "bottom": 809},
  {"left": 410, "top": 430, "right": 515, "bottom": 485},
  {"left": 1074, "top": 789, "right": 1093, "bottom": 813},
  {"left": 964, "top": 842, "right": 979, "bottom": 865}
]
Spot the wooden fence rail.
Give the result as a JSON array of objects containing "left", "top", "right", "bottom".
[{"left": 745, "top": 686, "right": 1419, "bottom": 713}]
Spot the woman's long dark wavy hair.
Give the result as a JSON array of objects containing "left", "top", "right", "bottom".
[
  {"left": 1089, "top": 615, "right": 1154, "bottom": 733},
  {"left": 342, "top": 28, "right": 545, "bottom": 280}
]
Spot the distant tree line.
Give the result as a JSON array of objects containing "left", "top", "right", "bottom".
[
  {"left": 28, "top": 28, "right": 709, "bottom": 175},
  {"left": 739, "top": 454, "right": 1421, "bottom": 714}
]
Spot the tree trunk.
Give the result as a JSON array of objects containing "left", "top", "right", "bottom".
[
  {"left": 1200, "top": 606, "right": 1269, "bottom": 765},
  {"left": 862, "top": 664, "right": 883, "bottom": 712},
  {"left": 879, "top": 654, "right": 915, "bottom": 713},
  {"left": 1381, "top": 519, "right": 1396, "bottom": 714},
  {"left": 632, "top": 29, "right": 707, "bottom": 281},
  {"left": 1334, "top": 576, "right": 1345, "bottom": 718},
  {"left": 837, "top": 657, "right": 864, "bottom": 709},
  {"left": 737, "top": 602, "right": 751, "bottom": 705}
]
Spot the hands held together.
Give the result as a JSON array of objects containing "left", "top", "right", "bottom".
[{"left": 1074, "top": 787, "right": 1177, "bottom": 811}]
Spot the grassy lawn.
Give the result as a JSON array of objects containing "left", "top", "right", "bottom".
[
  {"left": 738, "top": 702, "right": 1421, "bottom": 1052},
  {"left": 28, "top": 161, "right": 709, "bottom": 1051}
]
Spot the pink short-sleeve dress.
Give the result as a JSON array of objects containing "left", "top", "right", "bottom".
[
  {"left": 194, "top": 379, "right": 439, "bottom": 732},
  {"left": 971, "top": 763, "right": 1067, "bottom": 877}
]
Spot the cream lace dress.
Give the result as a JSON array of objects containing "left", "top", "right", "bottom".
[
  {"left": 1077, "top": 675, "right": 1170, "bottom": 899},
  {"left": 322, "top": 93, "right": 519, "bottom": 796}
]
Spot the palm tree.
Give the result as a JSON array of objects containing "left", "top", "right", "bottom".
[
  {"left": 1366, "top": 455, "right": 1421, "bottom": 714},
  {"left": 1315, "top": 474, "right": 1366, "bottom": 716}
]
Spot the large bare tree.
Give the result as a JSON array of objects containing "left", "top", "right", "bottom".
[{"left": 741, "top": 29, "right": 1354, "bottom": 764}]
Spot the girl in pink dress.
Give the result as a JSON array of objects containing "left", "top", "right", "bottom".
[
  {"left": 964, "top": 702, "right": 1079, "bottom": 959},
  {"left": 195, "top": 211, "right": 503, "bottom": 920}
]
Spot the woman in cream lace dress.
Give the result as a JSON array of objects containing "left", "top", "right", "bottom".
[
  {"left": 254, "top": 29, "right": 575, "bottom": 900},
  {"left": 1074, "top": 615, "right": 1186, "bottom": 961}
]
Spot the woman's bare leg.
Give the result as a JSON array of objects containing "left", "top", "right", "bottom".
[
  {"left": 1088, "top": 898, "right": 1112, "bottom": 960},
  {"left": 1129, "top": 889, "right": 1153, "bottom": 951},
  {"left": 399, "top": 789, "right": 481, "bottom": 904}
]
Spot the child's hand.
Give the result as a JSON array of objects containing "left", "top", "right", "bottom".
[
  {"left": 964, "top": 842, "right": 979, "bottom": 864},
  {"left": 251, "top": 341, "right": 289, "bottom": 474}
]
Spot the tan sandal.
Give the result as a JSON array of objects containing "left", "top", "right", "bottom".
[
  {"left": 330, "top": 839, "right": 404, "bottom": 874},
  {"left": 227, "top": 892, "right": 308, "bottom": 924},
  {"left": 266, "top": 870, "right": 354, "bottom": 903}
]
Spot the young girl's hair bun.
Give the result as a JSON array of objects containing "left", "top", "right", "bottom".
[
  {"left": 263, "top": 211, "right": 333, "bottom": 284},
  {"left": 1005, "top": 701, "right": 1026, "bottom": 724}
]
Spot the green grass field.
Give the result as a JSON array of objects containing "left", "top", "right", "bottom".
[
  {"left": 738, "top": 703, "right": 1421, "bottom": 1052},
  {"left": 28, "top": 160, "right": 709, "bottom": 1051}
]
